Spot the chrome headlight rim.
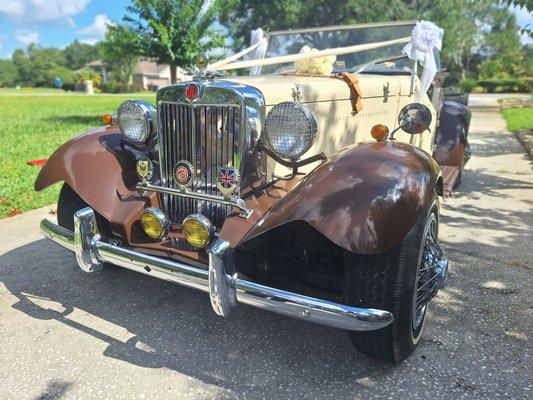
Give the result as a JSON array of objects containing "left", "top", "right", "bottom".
[
  {"left": 182, "top": 213, "right": 215, "bottom": 249},
  {"left": 264, "top": 101, "right": 318, "bottom": 160},
  {"left": 140, "top": 207, "right": 171, "bottom": 240},
  {"left": 117, "top": 99, "right": 157, "bottom": 145}
]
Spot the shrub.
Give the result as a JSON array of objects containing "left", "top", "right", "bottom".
[
  {"left": 76, "top": 68, "right": 102, "bottom": 86},
  {"left": 471, "top": 86, "right": 486, "bottom": 94},
  {"left": 458, "top": 79, "right": 477, "bottom": 93},
  {"left": 100, "top": 82, "right": 145, "bottom": 93},
  {"left": 470, "top": 78, "right": 532, "bottom": 94},
  {"left": 48, "top": 66, "right": 76, "bottom": 86}
]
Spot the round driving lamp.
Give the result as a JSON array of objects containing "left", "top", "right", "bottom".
[
  {"left": 371, "top": 124, "right": 390, "bottom": 141},
  {"left": 140, "top": 208, "right": 171, "bottom": 240},
  {"left": 117, "top": 100, "right": 157, "bottom": 145},
  {"left": 264, "top": 102, "right": 318, "bottom": 160},
  {"left": 182, "top": 214, "right": 214, "bottom": 248}
]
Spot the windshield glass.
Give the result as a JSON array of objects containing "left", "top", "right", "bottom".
[{"left": 261, "top": 21, "right": 416, "bottom": 75}]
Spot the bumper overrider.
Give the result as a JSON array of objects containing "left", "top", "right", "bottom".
[{"left": 40, "top": 207, "right": 394, "bottom": 331}]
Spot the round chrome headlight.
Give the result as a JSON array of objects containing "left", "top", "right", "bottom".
[
  {"left": 264, "top": 102, "right": 318, "bottom": 160},
  {"left": 117, "top": 100, "right": 157, "bottom": 145}
]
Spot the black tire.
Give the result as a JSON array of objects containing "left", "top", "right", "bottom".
[
  {"left": 57, "top": 183, "right": 115, "bottom": 267},
  {"left": 57, "top": 183, "right": 110, "bottom": 233},
  {"left": 343, "top": 192, "right": 439, "bottom": 362}
]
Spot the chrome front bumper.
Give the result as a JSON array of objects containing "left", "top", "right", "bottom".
[{"left": 40, "top": 207, "right": 393, "bottom": 331}]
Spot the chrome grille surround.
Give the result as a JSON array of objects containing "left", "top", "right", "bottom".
[{"left": 156, "top": 81, "right": 265, "bottom": 228}]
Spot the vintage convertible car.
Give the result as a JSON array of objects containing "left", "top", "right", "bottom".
[{"left": 36, "top": 21, "right": 471, "bottom": 361}]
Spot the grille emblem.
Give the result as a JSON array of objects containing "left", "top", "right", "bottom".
[
  {"left": 136, "top": 157, "right": 154, "bottom": 182},
  {"left": 217, "top": 165, "right": 239, "bottom": 197},
  {"left": 173, "top": 160, "right": 194, "bottom": 190},
  {"left": 184, "top": 84, "right": 199, "bottom": 101}
]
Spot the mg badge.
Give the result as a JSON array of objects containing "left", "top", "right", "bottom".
[
  {"left": 136, "top": 157, "right": 154, "bottom": 182},
  {"left": 173, "top": 160, "right": 194, "bottom": 190},
  {"left": 217, "top": 165, "right": 239, "bottom": 197}
]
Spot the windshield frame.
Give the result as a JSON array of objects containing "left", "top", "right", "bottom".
[
  {"left": 267, "top": 20, "right": 418, "bottom": 37},
  {"left": 261, "top": 21, "right": 417, "bottom": 77}
]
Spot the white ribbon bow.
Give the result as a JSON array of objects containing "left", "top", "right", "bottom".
[{"left": 403, "top": 21, "right": 444, "bottom": 102}]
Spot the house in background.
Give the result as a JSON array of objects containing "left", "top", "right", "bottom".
[
  {"left": 81, "top": 58, "right": 190, "bottom": 90},
  {"left": 84, "top": 60, "right": 109, "bottom": 84},
  {"left": 132, "top": 58, "right": 189, "bottom": 90}
]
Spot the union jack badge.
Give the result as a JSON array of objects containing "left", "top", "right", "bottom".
[{"left": 216, "top": 165, "right": 239, "bottom": 197}]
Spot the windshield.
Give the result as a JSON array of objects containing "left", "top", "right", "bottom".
[{"left": 261, "top": 21, "right": 416, "bottom": 75}]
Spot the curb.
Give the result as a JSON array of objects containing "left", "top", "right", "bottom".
[{"left": 515, "top": 130, "right": 533, "bottom": 158}]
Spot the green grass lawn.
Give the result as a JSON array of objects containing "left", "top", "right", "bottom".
[
  {"left": 501, "top": 107, "right": 533, "bottom": 132},
  {"left": 0, "top": 93, "right": 155, "bottom": 218},
  {"left": 0, "top": 87, "right": 71, "bottom": 95}
]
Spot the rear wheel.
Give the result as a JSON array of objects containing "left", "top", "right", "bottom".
[{"left": 343, "top": 193, "right": 439, "bottom": 362}]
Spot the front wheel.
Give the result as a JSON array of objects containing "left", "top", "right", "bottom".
[
  {"left": 57, "top": 183, "right": 115, "bottom": 267},
  {"left": 344, "top": 194, "right": 440, "bottom": 362}
]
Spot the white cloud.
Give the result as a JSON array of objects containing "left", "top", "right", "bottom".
[
  {"left": 0, "top": 0, "right": 89, "bottom": 26},
  {"left": 15, "top": 29, "right": 39, "bottom": 45},
  {"left": 0, "top": 35, "right": 7, "bottom": 50},
  {"left": 77, "top": 14, "right": 111, "bottom": 44}
]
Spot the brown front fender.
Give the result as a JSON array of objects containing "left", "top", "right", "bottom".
[
  {"left": 238, "top": 141, "right": 441, "bottom": 254},
  {"left": 35, "top": 126, "right": 155, "bottom": 232}
]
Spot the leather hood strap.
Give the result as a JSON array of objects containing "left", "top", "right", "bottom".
[{"left": 334, "top": 72, "right": 363, "bottom": 115}]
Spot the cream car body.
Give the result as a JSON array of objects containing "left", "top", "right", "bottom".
[{"left": 230, "top": 73, "right": 436, "bottom": 176}]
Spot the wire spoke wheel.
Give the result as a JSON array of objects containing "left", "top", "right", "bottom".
[{"left": 412, "top": 212, "right": 440, "bottom": 334}]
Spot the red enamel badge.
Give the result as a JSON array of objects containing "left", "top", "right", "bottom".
[{"left": 184, "top": 84, "right": 199, "bottom": 101}]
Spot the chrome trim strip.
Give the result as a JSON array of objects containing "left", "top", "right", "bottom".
[
  {"left": 40, "top": 209, "right": 393, "bottom": 332},
  {"left": 136, "top": 182, "right": 253, "bottom": 218}
]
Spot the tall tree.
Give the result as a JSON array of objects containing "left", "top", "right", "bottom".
[
  {"left": 12, "top": 45, "right": 68, "bottom": 87},
  {"left": 478, "top": 10, "right": 524, "bottom": 78},
  {"left": 120, "top": 0, "right": 228, "bottom": 83},
  {"left": 221, "top": 0, "right": 412, "bottom": 49},
  {"left": 63, "top": 40, "right": 101, "bottom": 70},
  {"left": 0, "top": 60, "right": 19, "bottom": 87},
  {"left": 101, "top": 25, "right": 141, "bottom": 84}
]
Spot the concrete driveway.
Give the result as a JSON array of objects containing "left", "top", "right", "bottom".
[{"left": 0, "top": 101, "right": 531, "bottom": 399}]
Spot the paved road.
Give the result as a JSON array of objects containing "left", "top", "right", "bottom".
[{"left": 0, "top": 103, "right": 531, "bottom": 399}]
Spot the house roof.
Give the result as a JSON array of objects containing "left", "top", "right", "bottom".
[
  {"left": 134, "top": 58, "right": 170, "bottom": 76},
  {"left": 85, "top": 59, "right": 106, "bottom": 67}
]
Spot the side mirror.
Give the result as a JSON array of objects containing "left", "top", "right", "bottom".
[{"left": 397, "top": 103, "right": 432, "bottom": 134}]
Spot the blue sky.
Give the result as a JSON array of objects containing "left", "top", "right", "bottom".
[
  {"left": 0, "top": 0, "right": 130, "bottom": 58},
  {"left": 0, "top": 0, "right": 531, "bottom": 60}
]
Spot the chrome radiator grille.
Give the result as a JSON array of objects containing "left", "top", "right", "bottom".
[{"left": 158, "top": 102, "right": 240, "bottom": 227}]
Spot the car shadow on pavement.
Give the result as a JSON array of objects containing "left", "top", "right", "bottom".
[{"left": 1, "top": 238, "right": 400, "bottom": 396}]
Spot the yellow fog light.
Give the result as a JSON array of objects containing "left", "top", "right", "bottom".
[
  {"left": 182, "top": 214, "right": 214, "bottom": 248},
  {"left": 140, "top": 208, "right": 171, "bottom": 239}
]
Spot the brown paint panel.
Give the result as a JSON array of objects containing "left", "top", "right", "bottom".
[
  {"left": 433, "top": 101, "right": 470, "bottom": 168},
  {"left": 35, "top": 126, "right": 157, "bottom": 241},
  {"left": 235, "top": 141, "right": 441, "bottom": 254},
  {"left": 36, "top": 126, "right": 440, "bottom": 261}
]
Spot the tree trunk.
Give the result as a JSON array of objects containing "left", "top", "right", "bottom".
[{"left": 170, "top": 63, "right": 177, "bottom": 84}]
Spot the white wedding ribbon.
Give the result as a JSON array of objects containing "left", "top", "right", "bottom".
[
  {"left": 209, "top": 36, "right": 410, "bottom": 71},
  {"left": 402, "top": 20, "right": 444, "bottom": 102},
  {"left": 207, "top": 40, "right": 264, "bottom": 69},
  {"left": 249, "top": 28, "right": 268, "bottom": 76}
]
